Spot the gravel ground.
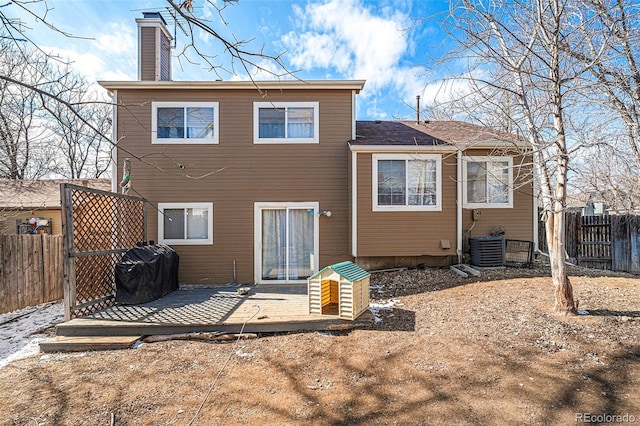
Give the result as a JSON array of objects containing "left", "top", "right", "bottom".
[{"left": 0, "top": 261, "right": 638, "bottom": 425}]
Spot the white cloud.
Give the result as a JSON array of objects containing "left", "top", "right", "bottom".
[
  {"left": 421, "top": 69, "right": 490, "bottom": 106},
  {"left": 284, "top": 0, "right": 409, "bottom": 87},
  {"left": 366, "top": 102, "right": 391, "bottom": 120},
  {"left": 42, "top": 46, "right": 107, "bottom": 81},
  {"left": 280, "top": 0, "right": 430, "bottom": 114},
  {"left": 93, "top": 22, "right": 136, "bottom": 56},
  {"left": 40, "top": 21, "right": 137, "bottom": 82}
]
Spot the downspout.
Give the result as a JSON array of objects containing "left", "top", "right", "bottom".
[
  {"left": 351, "top": 149, "right": 358, "bottom": 259},
  {"left": 456, "top": 149, "right": 463, "bottom": 263},
  {"left": 110, "top": 90, "right": 118, "bottom": 193},
  {"left": 351, "top": 90, "right": 358, "bottom": 259}
]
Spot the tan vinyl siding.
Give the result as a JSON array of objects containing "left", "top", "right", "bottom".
[
  {"left": 159, "top": 32, "right": 171, "bottom": 81},
  {"left": 115, "top": 89, "right": 354, "bottom": 284},
  {"left": 462, "top": 149, "right": 534, "bottom": 241},
  {"left": 140, "top": 27, "right": 157, "bottom": 81},
  {"left": 355, "top": 151, "right": 458, "bottom": 257}
]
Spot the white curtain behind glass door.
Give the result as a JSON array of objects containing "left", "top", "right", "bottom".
[
  {"left": 261, "top": 209, "right": 286, "bottom": 280},
  {"left": 288, "top": 209, "right": 314, "bottom": 280}
]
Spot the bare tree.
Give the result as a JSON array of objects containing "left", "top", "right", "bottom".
[
  {"left": 572, "top": 0, "right": 640, "bottom": 163},
  {"left": 427, "top": 78, "right": 524, "bottom": 134},
  {"left": 166, "top": 0, "right": 292, "bottom": 82},
  {"left": 573, "top": 142, "right": 640, "bottom": 214},
  {"left": 0, "top": 37, "right": 59, "bottom": 179},
  {"left": 49, "top": 75, "right": 112, "bottom": 179},
  {"left": 441, "top": 0, "right": 614, "bottom": 314},
  {"left": 562, "top": 0, "right": 640, "bottom": 211}
]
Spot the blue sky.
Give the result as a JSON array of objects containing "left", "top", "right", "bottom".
[{"left": 8, "top": 0, "right": 452, "bottom": 120}]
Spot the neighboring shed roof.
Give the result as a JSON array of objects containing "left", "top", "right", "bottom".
[
  {"left": 310, "top": 261, "right": 371, "bottom": 282},
  {"left": 351, "top": 120, "right": 524, "bottom": 148},
  {"left": 0, "top": 179, "right": 111, "bottom": 209}
]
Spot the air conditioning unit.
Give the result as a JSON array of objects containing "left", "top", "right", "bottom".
[{"left": 469, "top": 237, "right": 505, "bottom": 267}]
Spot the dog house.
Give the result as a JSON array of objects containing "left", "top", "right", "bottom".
[{"left": 308, "top": 261, "right": 370, "bottom": 320}]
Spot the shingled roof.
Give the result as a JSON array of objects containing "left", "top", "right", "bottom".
[
  {"left": 351, "top": 121, "right": 449, "bottom": 146},
  {"left": 351, "top": 120, "right": 523, "bottom": 148},
  {"left": 0, "top": 179, "right": 111, "bottom": 209}
]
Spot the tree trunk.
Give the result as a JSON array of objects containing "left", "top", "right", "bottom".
[
  {"left": 546, "top": 210, "right": 577, "bottom": 315},
  {"left": 546, "top": 5, "right": 577, "bottom": 315}
]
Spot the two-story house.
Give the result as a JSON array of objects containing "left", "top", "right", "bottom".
[{"left": 99, "top": 13, "right": 535, "bottom": 285}]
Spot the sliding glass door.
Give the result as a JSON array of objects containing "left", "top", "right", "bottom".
[{"left": 256, "top": 203, "right": 318, "bottom": 283}]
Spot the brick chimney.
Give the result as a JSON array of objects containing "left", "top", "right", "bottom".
[{"left": 136, "top": 12, "right": 173, "bottom": 81}]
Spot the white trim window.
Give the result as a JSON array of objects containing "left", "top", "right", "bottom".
[
  {"left": 254, "top": 102, "right": 319, "bottom": 144},
  {"left": 463, "top": 156, "right": 513, "bottom": 208},
  {"left": 158, "top": 203, "right": 213, "bottom": 245},
  {"left": 152, "top": 102, "right": 219, "bottom": 144},
  {"left": 372, "top": 153, "right": 442, "bottom": 211}
]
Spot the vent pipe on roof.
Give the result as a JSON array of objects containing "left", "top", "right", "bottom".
[{"left": 416, "top": 95, "right": 421, "bottom": 124}]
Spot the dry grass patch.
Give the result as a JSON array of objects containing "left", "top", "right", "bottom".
[{"left": 1, "top": 266, "right": 638, "bottom": 425}]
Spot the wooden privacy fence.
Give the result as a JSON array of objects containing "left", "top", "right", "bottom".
[
  {"left": 61, "top": 183, "right": 146, "bottom": 320},
  {"left": 0, "top": 234, "right": 63, "bottom": 314},
  {"left": 539, "top": 213, "right": 640, "bottom": 272}
]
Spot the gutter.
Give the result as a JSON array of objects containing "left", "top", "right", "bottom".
[
  {"left": 98, "top": 79, "right": 366, "bottom": 92},
  {"left": 349, "top": 144, "right": 457, "bottom": 153}
]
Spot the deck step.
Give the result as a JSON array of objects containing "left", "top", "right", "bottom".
[
  {"left": 54, "top": 311, "right": 374, "bottom": 337},
  {"left": 39, "top": 335, "right": 142, "bottom": 353}
]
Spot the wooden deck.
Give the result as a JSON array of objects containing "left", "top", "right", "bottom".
[{"left": 55, "top": 285, "right": 373, "bottom": 337}]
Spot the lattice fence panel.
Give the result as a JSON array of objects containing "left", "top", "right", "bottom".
[
  {"left": 62, "top": 184, "right": 146, "bottom": 319},
  {"left": 71, "top": 189, "right": 145, "bottom": 252}
]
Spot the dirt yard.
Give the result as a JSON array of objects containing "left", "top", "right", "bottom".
[{"left": 1, "top": 263, "right": 638, "bottom": 425}]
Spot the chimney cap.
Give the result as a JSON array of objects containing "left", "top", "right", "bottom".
[{"left": 142, "top": 11, "right": 168, "bottom": 25}]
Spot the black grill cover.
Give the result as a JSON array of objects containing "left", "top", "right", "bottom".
[{"left": 115, "top": 244, "right": 179, "bottom": 304}]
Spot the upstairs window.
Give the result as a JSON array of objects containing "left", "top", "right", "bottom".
[
  {"left": 254, "top": 102, "right": 319, "bottom": 143},
  {"left": 372, "top": 153, "right": 442, "bottom": 211},
  {"left": 152, "top": 102, "right": 219, "bottom": 144},
  {"left": 463, "top": 156, "right": 513, "bottom": 208}
]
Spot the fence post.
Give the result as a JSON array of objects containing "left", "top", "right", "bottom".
[
  {"left": 630, "top": 215, "right": 640, "bottom": 273},
  {"left": 61, "top": 183, "right": 76, "bottom": 321}
]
